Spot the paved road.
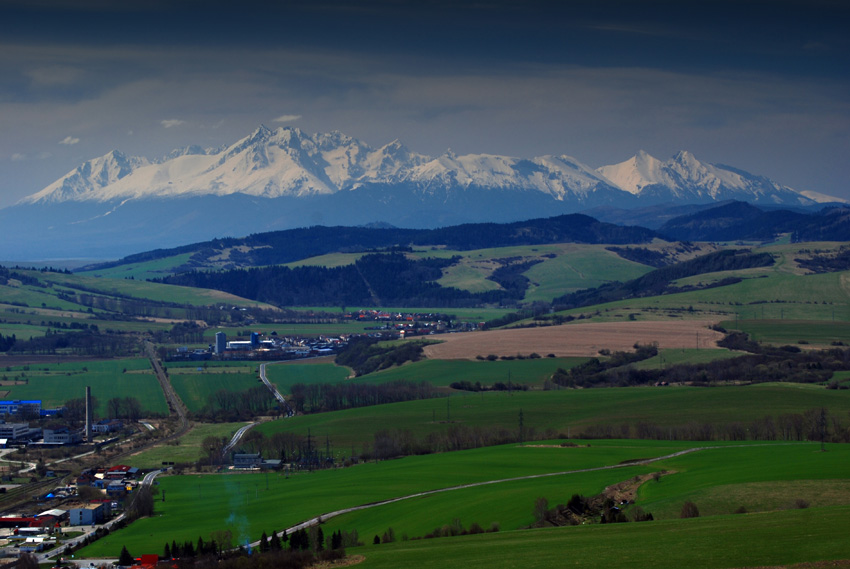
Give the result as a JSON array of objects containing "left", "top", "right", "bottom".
[
  {"left": 222, "top": 423, "right": 257, "bottom": 458},
  {"left": 145, "top": 341, "right": 189, "bottom": 433},
  {"left": 258, "top": 362, "right": 294, "bottom": 416}
]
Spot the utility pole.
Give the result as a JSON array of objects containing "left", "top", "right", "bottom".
[{"left": 518, "top": 409, "right": 524, "bottom": 446}]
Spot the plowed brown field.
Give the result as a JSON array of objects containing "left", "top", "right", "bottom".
[{"left": 423, "top": 320, "right": 724, "bottom": 360}]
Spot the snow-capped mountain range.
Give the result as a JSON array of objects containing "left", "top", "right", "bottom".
[
  {"left": 1, "top": 126, "right": 841, "bottom": 260},
  {"left": 22, "top": 126, "right": 624, "bottom": 205},
  {"left": 20, "top": 125, "right": 825, "bottom": 207}
]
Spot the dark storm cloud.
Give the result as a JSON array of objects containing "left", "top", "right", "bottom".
[{"left": 0, "top": 0, "right": 848, "bottom": 206}]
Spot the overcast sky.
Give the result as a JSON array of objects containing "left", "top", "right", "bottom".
[{"left": 0, "top": 0, "right": 848, "bottom": 208}]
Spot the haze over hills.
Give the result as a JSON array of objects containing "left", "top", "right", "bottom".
[{"left": 0, "top": 126, "right": 841, "bottom": 261}]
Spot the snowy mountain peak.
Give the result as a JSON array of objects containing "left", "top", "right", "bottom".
[
  {"left": 18, "top": 127, "right": 815, "bottom": 209},
  {"left": 598, "top": 151, "right": 814, "bottom": 206},
  {"left": 20, "top": 148, "right": 149, "bottom": 204}
]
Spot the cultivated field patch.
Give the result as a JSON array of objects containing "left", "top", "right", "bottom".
[{"left": 423, "top": 320, "right": 725, "bottom": 360}]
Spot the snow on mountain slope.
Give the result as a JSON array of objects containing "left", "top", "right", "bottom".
[
  {"left": 798, "top": 189, "right": 848, "bottom": 204},
  {"left": 20, "top": 126, "right": 622, "bottom": 204},
  {"left": 19, "top": 126, "right": 814, "bottom": 208},
  {"left": 597, "top": 150, "right": 814, "bottom": 205},
  {"left": 23, "top": 149, "right": 150, "bottom": 203}
]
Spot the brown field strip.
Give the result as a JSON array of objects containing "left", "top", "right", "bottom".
[{"left": 423, "top": 320, "right": 725, "bottom": 360}]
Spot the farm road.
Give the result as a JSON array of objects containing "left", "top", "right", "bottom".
[{"left": 254, "top": 442, "right": 810, "bottom": 547}]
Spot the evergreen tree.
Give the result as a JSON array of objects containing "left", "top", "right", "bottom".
[
  {"left": 259, "top": 531, "right": 269, "bottom": 552},
  {"left": 163, "top": 543, "right": 171, "bottom": 559},
  {"left": 118, "top": 546, "right": 134, "bottom": 566},
  {"left": 269, "top": 530, "right": 282, "bottom": 551}
]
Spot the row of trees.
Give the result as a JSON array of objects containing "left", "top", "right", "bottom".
[
  {"left": 578, "top": 407, "right": 849, "bottom": 443},
  {"left": 198, "top": 386, "right": 278, "bottom": 422},
  {"left": 288, "top": 380, "right": 440, "bottom": 414},
  {"left": 2, "top": 330, "right": 139, "bottom": 356}
]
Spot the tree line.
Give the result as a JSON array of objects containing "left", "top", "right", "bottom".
[
  {"left": 2, "top": 330, "right": 139, "bottom": 356},
  {"left": 579, "top": 407, "right": 848, "bottom": 443},
  {"left": 548, "top": 333, "right": 850, "bottom": 390},
  {"left": 289, "top": 380, "right": 440, "bottom": 414},
  {"left": 334, "top": 336, "right": 427, "bottom": 376}
]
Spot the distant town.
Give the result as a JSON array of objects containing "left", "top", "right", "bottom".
[{"left": 168, "top": 310, "right": 472, "bottom": 362}]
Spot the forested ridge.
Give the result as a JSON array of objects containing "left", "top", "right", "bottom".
[
  {"left": 158, "top": 253, "right": 532, "bottom": 308},
  {"left": 86, "top": 213, "right": 659, "bottom": 271}
]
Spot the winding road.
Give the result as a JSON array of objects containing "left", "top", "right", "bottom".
[
  {"left": 249, "top": 442, "right": 812, "bottom": 547},
  {"left": 258, "top": 362, "right": 294, "bottom": 416}
]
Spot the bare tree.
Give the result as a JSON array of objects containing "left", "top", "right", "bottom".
[{"left": 16, "top": 553, "right": 38, "bottom": 569}]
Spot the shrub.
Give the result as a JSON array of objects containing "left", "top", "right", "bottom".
[{"left": 680, "top": 501, "right": 700, "bottom": 518}]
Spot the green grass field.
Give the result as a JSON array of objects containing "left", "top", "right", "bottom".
[
  {"left": 129, "top": 422, "right": 249, "bottom": 469},
  {"left": 77, "top": 440, "right": 692, "bottom": 556},
  {"left": 722, "top": 319, "right": 850, "bottom": 346},
  {"left": 252, "top": 383, "right": 850, "bottom": 450},
  {"left": 319, "top": 442, "right": 849, "bottom": 545},
  {"left": 532, "top": 244, "right": 850, "bottom": 328},
  {"left": 78, "top": 253, "right": 196, "bottom": 280},
  {"left": 355, "top": 505, "right": 850, "bottom": 569},
  {"left": 79, "top": 441, "right": 849, "bottom": 566},
  {"left": 522, "top": 245, "right": 652, "bottom": 302},
  {"left": 352, "top": 357, "right": 589, "bottom": 388},
  {"left": 170, "top": 371, "right": 264, "bottom": 413},
  {"left": 264, "top": 360, "right": 351, "bottom": 394},
  {"left": 1, "top": 358, "right": 167, "bottom": 415}
]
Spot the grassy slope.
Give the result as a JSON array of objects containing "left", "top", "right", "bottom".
[
  {"left": 79, "top": 440, "right": 693, "bottom": 556},
  {"left": 724, "top": 319, "right": 850, "bottom": 346},
  {"left": 80, "top": 441, "right": 849, "bottom": 565},
  {"left": 320, "top": 442, "right": 848, "bottom": 545},
  {"left": 129, "top": 422, "right": 248, "bottom": 469},
  {"left": 32, "top": 270, "right": 272, "bottom": 308},
  {"left": 356, "top": 505, "right": 850, "bottom": 569},
  {"left": 78, "top": 253, "right": 195, "bottom": 280},
  {"left": 363, "top": 357, "right": 590, "bottom": 388},
  {"left": 253, "top": 383, "right": 850, "bottom": 450}
]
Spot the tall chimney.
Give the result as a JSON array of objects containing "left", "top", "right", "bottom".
[{"left": 85, "top": 386, "right": 92, "bottom": 443}]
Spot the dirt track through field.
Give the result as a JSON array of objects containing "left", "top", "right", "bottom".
[{"left": 424, "top": 320, "right": 724, "bottom": 359}]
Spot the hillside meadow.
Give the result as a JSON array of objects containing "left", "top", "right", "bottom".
[
  {"left": 319, "top": 442, "right": 849, "bottom": 544},
  {"left": 252, "top": 383, "right": 850, "bottom": 451},
  {"left": 79, "top": 441, "right": 848, "bottom": 565},
  {"left": 355, "top": 505, "right": 850, "bottom": 569},
  {"left": 340, "top": 357, "right": 590, "bottom": 388},
  {"left": 76, "top": 440, "right": 705, "bottom": 556}
]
